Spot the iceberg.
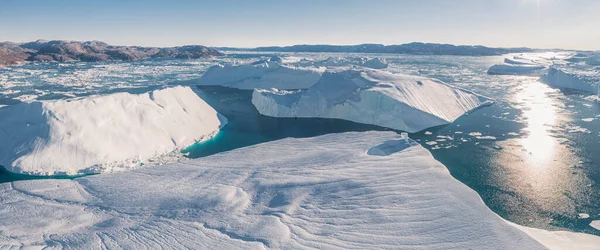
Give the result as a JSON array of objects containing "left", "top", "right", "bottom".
[
  {"left": 487, "top": 64, "right": 546, "bottom": 75},
  {"left": 0, "top": 86, "right": 227, "bottom": 176},
  {"left": 540, "top": 67, "right": 600, "bottom": 96},
  {"left": 196, "top": 56, "right": 324, "bottom": 90},
  {"left": 313, "top": 56, "right": 389, "bottom": 69},
  {"left": 0, "top": 131, "right": 598, "bottom": 249},
  {"left": 487, "top": 56, "right": 546, "bottom": 75},
  {"left": 252, "top": 67, "right": 490, "bottom": 133}
]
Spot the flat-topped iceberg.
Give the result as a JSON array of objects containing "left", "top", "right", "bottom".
[
  {"left": 312, "top": 56, "right": 389, "bottom": 69},
  {"left": 252, "top": 67, "right": 490, "bottom": 133},
  {"left": 541, "top": 67, "right": 600, "bottom": 96},
  {"left": 488, "top": 56, "right": 546, "bottom": 75},
  {"left": 538, "top": 52, "right": 600, "bottom": 96},
  {"left": 0, "top": 86, "right": 227, "bottom": 176},
  {"left": 488, "top": 63, "right": 546, "bottom": 75},
  {"left": 196, "top": 56, "right": 324, "bottom": 90},
  {"left": 1, "top": 131, "right": 598, "bottom": 249}
]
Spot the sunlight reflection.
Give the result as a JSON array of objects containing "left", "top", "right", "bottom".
[{"left": 515, "top": 80, "right": 558, "bottom": 165}]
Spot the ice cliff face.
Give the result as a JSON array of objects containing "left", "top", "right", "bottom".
[
  {"left": 197, "top": 56, "right": 324, "bottom": 90},
  {"left": 0, "top": 86, "right": 227, "bottom": 175},
  {"left": 1, "top": 132, "right": 598, "bottom": 249},
  {"left": 252, "top": 67, "right": 489, "bottom": 133},
  {"left": 541, "top": 67, "right": 600, "bottom": 96}
]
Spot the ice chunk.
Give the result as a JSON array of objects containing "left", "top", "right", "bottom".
[
  {"left": 591, "top": 220, "right": 600, "bottom": 230},
  {"left": 313, "top": 56, "right": 388, "bottom": 69},
  {"left": 579, "top": 213, "right": 591, "bottom": 219},
  {"left": 252, "top": 67, "right": 490, "bottom": 133},
  {"left": 540, "top": 67, "right": 600, "bottom": 96},
  {"left": 488, "top": 64, "right": 546, "bottom": 75},
  {"left": 582, "top": 118, "right": 595, "bottom": 122},
  {"left": 0, "top": 86, "right": 227, "bottom": 176},
  {"left": 196, "top": 57, "right": 324, "bottom": 90},
  {"left": 2, "top": 131, "right": 598, "bottom": 249}
]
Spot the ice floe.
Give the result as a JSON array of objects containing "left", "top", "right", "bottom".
[
  {"left": 0, "top": 86, "right": 227, "bottom": 175},
  {"left": 579, "top": 213, "right": 591, "bottom": 219},
  {"left": 0, "top": 131, "right": 598, "bottom": 249},
  {"left": 252, "top": 67, "right": 490, "bottom": 133}
]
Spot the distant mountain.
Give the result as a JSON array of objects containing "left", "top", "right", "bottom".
[
  {"left": 0, "top": 40, "right": 224, "bottom": 66},
  {"left": 215, "top": 42, "right": 534, "bottom": 56}
]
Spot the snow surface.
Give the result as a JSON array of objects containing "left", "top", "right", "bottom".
[
  {"left": 1, "top": 131, "right": 598, "bottom": 249},
  {"left": 196, "top": 56, "right": 324, "bottom": 90},
  {"left": 0, "top": 86, "right": 227, "bottom": 176},
  {"left": 252, "top": 67, "right": 489, "bottom": 133}
]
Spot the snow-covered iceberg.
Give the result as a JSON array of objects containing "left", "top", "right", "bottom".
[
  {"left": 487, "top": 63, "right": 546, "bottom": 75},
  {"left": 487, "top": 56, "right": 546, "bottom": 75},
  {"left": 539, "top": 52, "right": 600, "bottom": 96},
  {"left": 313, "top": 56, "right": 388, "bottom": 69},
  {"left": 540, "top": 67, "right": 600, "bottom": 96},
  {"left": 0, "top": 86, "right": 227, "bottom": 176},
  {"left": 1, "top": 131, "right": 598, "bottom": 249},
  {"left": 252, "top": 67, "right": 490, "bottom": 133},
  {"left": 196, "top": 56, "right": 324, "bottom": 90}
]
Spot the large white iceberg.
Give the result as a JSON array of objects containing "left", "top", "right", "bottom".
[
  {"left": 252, "top": 67, "right": 490, "bottom": 133},
  {"left": 539, "top": 52, "right": 600, "bottom": 96},
  {"left": 540, "top": 67, "right": 600, "bottom": 96},
  {"left": 0, "top": 86, "right": 227, "bottom": 175},
  {"left": 196, "top": 56, "right": 324, "bottom": 90},
  {"left": 1, "top": 131, "right": 598, "bottom": 249},
  {"left": 487, "top": 56, "right": 546, "bottom": 75},
  {"left": 488, "top": 63, "right": 546, "bottom": 75}
]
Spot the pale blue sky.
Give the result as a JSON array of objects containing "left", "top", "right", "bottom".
[{"left": 1, "top": 0, "right": 599, "bottom": 50}]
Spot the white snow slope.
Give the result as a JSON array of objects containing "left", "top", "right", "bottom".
[
  {"left": 0, "top": 86, "right": 227, "bottom": 176},
  {"left": 1, "top": 132, "right": 598, "bottom": 249},
  {"left": 197, "top": 56, "right": 324, "bottom": 90},
  {"left": 252, "top": 67, "right": 489, "bottom": 133}
]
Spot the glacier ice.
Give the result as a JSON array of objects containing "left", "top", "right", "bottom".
[
  {"left": 0, "top": 131, "right": 598, "bottom": 249},
  {"left": 0, "top": 86, "right": 227, "bottom": 175},
  {"left": 488, "top": 63, "right": 546, "bottom": 75},
  {"left": 196, "top": 56, "right": 324, "bottom": 90},
  {"left": 252, "top": 67, "right": 490, "bottom": 133},
  {"left": 540, "top": 67, "right": 600, "bottom": 96},
  {"left": 487, "top": 56, "right": 546, "bottom": 75},
  {"left": 311, "top": 56, "right": 389, "bottom": 69}
]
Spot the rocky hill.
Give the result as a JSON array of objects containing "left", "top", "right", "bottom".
[{"left": 0, "top": 40, "right": 224, "bottom": 66}]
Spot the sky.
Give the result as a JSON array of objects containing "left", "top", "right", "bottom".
[{"left": 1, "top": 0, "right": 599, "bottom": 50}]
